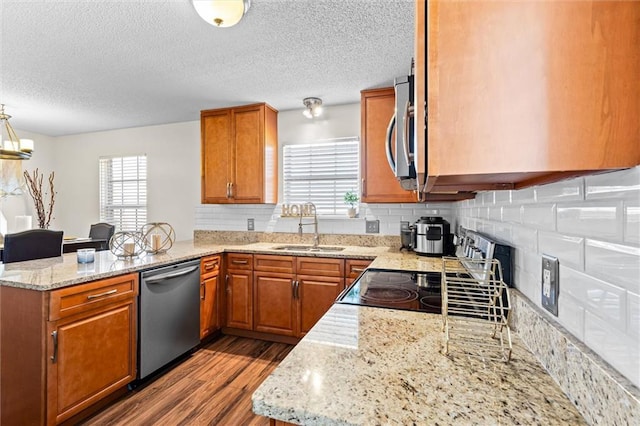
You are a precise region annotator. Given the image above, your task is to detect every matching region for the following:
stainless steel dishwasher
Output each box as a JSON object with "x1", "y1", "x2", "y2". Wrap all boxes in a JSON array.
[{"x1": 139, "y1": 259, "x2": 200, "y2": 380}]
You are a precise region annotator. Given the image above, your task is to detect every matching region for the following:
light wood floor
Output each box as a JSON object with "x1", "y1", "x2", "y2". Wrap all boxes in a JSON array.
[{"x1": 81, "y1": 335, "x2": 293, "y2": 426}]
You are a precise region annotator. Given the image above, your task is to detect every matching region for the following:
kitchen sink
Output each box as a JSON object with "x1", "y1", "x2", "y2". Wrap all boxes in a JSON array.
[{"x1": 273, "y1": 245, "x2": 345, "y2": 252}]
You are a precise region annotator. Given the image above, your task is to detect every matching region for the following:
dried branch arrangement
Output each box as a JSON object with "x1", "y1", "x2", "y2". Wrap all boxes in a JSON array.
[{"x1": 23, "y1": 168, "x2": 56, "y2": 229}]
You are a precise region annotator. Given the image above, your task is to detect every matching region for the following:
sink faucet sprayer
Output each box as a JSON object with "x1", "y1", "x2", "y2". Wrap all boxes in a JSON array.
[{"x1": 298, "y1": 202, "x2": 319, "y2": 247}]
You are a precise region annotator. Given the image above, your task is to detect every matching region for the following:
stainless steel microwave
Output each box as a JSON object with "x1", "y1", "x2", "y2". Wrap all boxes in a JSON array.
[{"x1": 385, "y1": 74, "x2": 417, "y2": 190}]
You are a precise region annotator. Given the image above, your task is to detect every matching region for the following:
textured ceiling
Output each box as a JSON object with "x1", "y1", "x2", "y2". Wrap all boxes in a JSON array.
[{"x1": 0, "y1": 0, "x2": 414, "y2": 137}]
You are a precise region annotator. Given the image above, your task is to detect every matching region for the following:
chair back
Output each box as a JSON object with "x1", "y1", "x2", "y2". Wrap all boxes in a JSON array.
[
  {"x1": 89, "y1": 223, "x2": 115, "y2": 242},
  {"x1": 3, "y1": 229, "x2": 64, "y2": 263}
]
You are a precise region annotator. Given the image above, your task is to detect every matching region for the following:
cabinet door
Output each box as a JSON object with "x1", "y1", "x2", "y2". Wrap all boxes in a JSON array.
[
  {"x1": 225, "y1": 269, "x2": 253, "y2": 330},
  {"x1": 232, "y1": 105, "x2": 264, "y2": 203},
  {"x1": 47, "y1": 299, "x2": 136, "y2": 425},
  {"x1": 253, "y1": 272, "x2": 297, "y2": 336},
  {"x1": 361, "y1": 88, "x2": 417, "y2": 203},
  {"x1": 201, "y1": 110, "x2": 233, "y2": 203},
  {"x1": 200, "y1": 274, "x2": 220, "y2": 339},
  {"x1": 298, "y1": 275, "x2": 344, "y2": 336},
  {"x1": 428, "y1": 0, "x2": 640, "y2": 185}
]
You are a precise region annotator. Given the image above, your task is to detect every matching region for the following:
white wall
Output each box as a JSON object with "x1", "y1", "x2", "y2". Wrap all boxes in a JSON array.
[
  {"x1": 0, "y1": 129, "x2": 58, "y2": 233},
  {"x1": 55, "y1": 121, "x2": 201, "y2": 241},
  {"x1": 454, "y1": 167, "x2": 640, "y2": 388}
]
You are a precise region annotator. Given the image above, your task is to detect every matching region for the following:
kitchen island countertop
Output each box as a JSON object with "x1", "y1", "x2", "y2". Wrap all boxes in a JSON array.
[{"x1": 252, "y1": 303, "x2": 586, "y2": 425}]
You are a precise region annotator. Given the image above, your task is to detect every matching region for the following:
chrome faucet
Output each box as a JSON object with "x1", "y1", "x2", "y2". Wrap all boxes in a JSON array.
[{"x1": 298, "y1": 202, "x2": 319, "y2": 247}]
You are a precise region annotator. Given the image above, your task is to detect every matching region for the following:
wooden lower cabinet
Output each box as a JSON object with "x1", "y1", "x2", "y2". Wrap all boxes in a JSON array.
[
  {"x1": 200, "y1": 255, "x2": 222, "y2": 339},
  {"x1": 254, "y1": 271, "x2": 297, "y2": 336},
  {"x1": 0, "y1": 273, "x2": 138, "y2": 425},
  {"x1": 253, "y1": 255, "x2": 344, "y2": 339},
  {"x1": 345, "y1": 258, "x2": 373, "y2": 287},
  {"x1": 298, "y1": 274, "x2": 343, "y2": 336},
  {"x1": 225, "y1": 253, "x2": 254, "y2": 330}
]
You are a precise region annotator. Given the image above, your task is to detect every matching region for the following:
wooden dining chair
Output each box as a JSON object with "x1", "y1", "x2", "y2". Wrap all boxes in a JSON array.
[{"x1": 3, "y1": 229, "x2": 64, "y2": 263}]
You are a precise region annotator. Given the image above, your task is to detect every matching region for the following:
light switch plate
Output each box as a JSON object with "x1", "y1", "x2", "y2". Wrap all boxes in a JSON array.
[
  {"x1": 247, "y1": 218, "x2": 255, "y2": 231},
  {"x1": 366, "y1": 220, "x2": 380, "y2": 233},
  {"x1": 541, "y1": 254, "x2": 559, "y2": 316}
]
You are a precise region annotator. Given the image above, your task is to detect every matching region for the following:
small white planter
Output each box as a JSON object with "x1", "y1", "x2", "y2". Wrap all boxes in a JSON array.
[{"x1": 347, "y1": 207, "x2": 357, "y2": 218}]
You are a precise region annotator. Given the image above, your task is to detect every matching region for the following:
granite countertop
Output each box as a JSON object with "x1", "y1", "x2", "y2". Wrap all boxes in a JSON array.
[
  {"x1": 252, "y1": 304, "x2": 586, "y2": 425},
  {"x1": 0, "y1": 239, "x2": 441, "y2": 291}
]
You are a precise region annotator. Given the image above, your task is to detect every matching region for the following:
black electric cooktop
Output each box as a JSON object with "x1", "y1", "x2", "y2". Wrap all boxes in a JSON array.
[{"x1": 337, "y1": 268, "x2": 442, "y2": 314}]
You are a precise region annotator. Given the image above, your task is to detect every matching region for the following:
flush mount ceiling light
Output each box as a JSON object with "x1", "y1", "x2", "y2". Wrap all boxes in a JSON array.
[
  {"x1": 0, "y1": 104, "x2": 33, "y2": 160},
  {"x1": 191, "y1": 0, "x2": 251, "y2": 28},
  {"x1": 303, "y1": 97, "x2": 323, "y2": 119}
]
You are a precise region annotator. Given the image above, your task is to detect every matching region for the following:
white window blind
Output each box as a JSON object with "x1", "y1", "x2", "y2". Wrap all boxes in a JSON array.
[
  {"x1": 99, "y1": 155, "x2": 147, "y2": 232},
  {"x1": 283, "y1": 137, "x2": 359, "y2": 215}
]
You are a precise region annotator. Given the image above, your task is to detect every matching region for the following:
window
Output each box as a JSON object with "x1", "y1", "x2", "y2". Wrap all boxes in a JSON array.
[
  {"x1": 283, "y1": 137, "x2": 359, "y2": 215},
  {"x1": 99, "y1": 155, "x2": 147, "y2": 231}
]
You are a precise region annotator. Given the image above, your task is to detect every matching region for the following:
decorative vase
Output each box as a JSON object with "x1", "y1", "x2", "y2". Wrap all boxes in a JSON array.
[{"x1": 347, "y1": 207, "x2": 357, "y2": 218}]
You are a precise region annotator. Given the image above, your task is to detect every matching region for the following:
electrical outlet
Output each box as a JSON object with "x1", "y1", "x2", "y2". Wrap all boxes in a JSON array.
[
  {"x1": 541, "y1": 254, "x2": 559, "y2": 316},
  {"x1": 247, "y1": 218, "x2": 255, "y2": 231},
  {"x1": 366, "y1": 220, "x2": 380, "y2": 234},
  {"x1": 400, "y1": 221, "x2": 410, "y2": 231}
]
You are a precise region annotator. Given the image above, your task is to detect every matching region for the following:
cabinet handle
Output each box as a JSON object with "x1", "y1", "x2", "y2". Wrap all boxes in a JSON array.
[
  {"x1": 231, "y1": 259, "x2": 248, "y2": 265},
  {"x1": 226, "y1": 182, "x2": 231, "y2": 198},
  {"x1": 201, "y1": 281, "x2": 206, "y2": 300},
  {"x1": 51, "y1": 331, "x2": 58, "y2": 363},
  {"x1": 352, "y1": 267, "x2": 365, "y2": 273},
  {"x1": 229, "y1": 182, "x2": 233, "y2": 198},
  {"x1": 361, "y1": 178, "x2": 366, "y2": 196},
  {"x1": 291, "y1": 280, "x2": 296, "y2": 298},
  {"x1": 295, "y1": 280, "x2": 300, "y2": 299},
  {"x1": 204, "y1": 261, "x2": 218, "y2": 271},
  {"x1": 87, "y1": 289, "x2": 117, "y2": 300},
  {"x1": 226, "y1": 274, "x2": 230, "y2": 293}
]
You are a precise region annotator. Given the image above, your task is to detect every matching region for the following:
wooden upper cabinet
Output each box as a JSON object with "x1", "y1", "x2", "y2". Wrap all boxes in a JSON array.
[
  {"x1": 424, "y1": 0, "x2": 640, "y2": 191},
  {"x1": 360, "y1": 88, "x2": 417, "y2": 203},
  {"x1": 201, "y1": 103, "x2": 278, "y2": 204}
]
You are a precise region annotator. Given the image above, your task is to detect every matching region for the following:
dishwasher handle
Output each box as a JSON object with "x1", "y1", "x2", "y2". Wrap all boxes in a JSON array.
[{"x1": 144, "y1": 265, "x2": 199, "y2": 284}]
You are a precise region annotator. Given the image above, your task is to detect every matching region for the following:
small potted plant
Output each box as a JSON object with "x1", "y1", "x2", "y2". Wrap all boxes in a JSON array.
[{"x1": 343, "y1": 191, "x2": 359, "y2": 218}]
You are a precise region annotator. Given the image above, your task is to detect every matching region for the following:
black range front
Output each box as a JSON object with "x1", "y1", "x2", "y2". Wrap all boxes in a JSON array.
[{"x1": 337, "y1": 268, "x2": 442, "y2": 314}]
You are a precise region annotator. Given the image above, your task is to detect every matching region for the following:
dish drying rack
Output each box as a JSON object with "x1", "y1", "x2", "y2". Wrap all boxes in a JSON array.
[{"x1": 441, "y1": 256, "x2": 512, "y2": 362}]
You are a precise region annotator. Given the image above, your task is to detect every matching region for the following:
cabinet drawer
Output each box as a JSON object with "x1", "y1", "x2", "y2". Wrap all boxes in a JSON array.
[
  {"x1": 254, "y1": 254, "x2": 295, "y2": 274},
  {"x1": 345, "y1": 259, "x2": 372, "y2": 278},
  {"x1": 296, "y1": 257, "x2": 344, "y2": 278},
  {"x1": 226, "y1": 253, "x2": 253, "y2": 270},
  {"x1": 201, "y1": 254, "x2": 222, "y2": 279},
  {"x1": 49, "y1": 273, "x2": 138, "y2": 321}
]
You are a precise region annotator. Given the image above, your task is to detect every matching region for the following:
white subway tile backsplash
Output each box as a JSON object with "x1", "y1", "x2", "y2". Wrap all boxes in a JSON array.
[
  {"x1": 557, "y1": 201, "x2": 622, "y2": 241},
  {"x1": 511, "y1": 186, "x2": 536, "y2": 204},
  {"x1": 488, "y1": 206, "x2": 502, "y2": 221},
  {"x1": 501, "y1": 205, "x2": 522, "y2": 223},
  {"x1": 628, "y1": 292, "x2": 640, "y2": 339},
  {"x1": 624, "y1": 200, "x2": 640, "y2": 245},
  {"x1": 522, "y1": 203, "x2": 556, "y2": 231},
  {"x1": 558, "y1": 294, "x2": 585, "y2": 341},
  {"x1": 492, "y1": 223, "x2": 513, "y2": 244},
  {"x1": 585, "y1": 239, "x2": 640, "y2": 293},
  {"x1": 584, "y1": 311, "x2": 640, "y2": 389},
  {"x1": 585, "y1": 167, "x2": 640, "y2": 200},
  {"x1": 560, "y1": 266, "x2": 627, "y2": 330},
  {"x1": 511, "y1": 225, "x2": 538, "y2": 252},
  {"x1": 535, "y1": 177, "x2": 584, "y2": 203},
  {"x1": 494, "y1": 190, "x2": 511, "y2": 205},
  {"x1": 538, "y1": 232, "x2": 584, "y2": 271}
]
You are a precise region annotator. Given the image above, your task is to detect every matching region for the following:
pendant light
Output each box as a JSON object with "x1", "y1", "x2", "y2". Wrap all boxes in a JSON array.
[
  {"x1": 0, "y1": 104, "x2": 33, "y2": 160},
  {"x1": 191, "y1": 0, "x2": 251, "y2": 28}
]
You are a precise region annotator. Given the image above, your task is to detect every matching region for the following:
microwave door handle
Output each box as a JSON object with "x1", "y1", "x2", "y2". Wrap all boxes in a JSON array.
[
  {"x1": 402, "y1": 100, "x2": 414, "y2": 166},
  {"x1": 385, "y1": 113, "x2": 397, "y2": 173}
]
